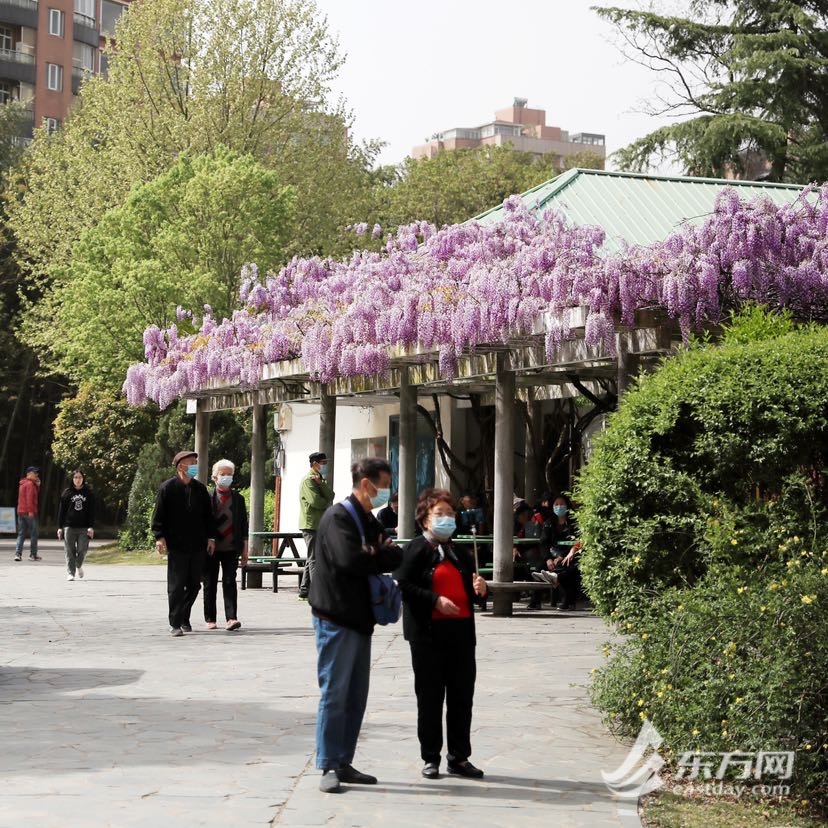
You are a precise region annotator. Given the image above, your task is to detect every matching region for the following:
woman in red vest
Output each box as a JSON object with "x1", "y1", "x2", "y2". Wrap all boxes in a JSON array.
[{"x1": 395, "y1": 488, "x2": 488, "y2": 781}]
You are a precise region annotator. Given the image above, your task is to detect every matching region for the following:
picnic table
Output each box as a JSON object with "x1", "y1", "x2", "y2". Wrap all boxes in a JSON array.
[{"x1": 242, "y1": 532, "x2": 306, "y2": 591}]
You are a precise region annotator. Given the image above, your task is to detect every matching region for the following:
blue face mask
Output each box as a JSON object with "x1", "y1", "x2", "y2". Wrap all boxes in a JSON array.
[
  {"x1": 319, "y1": 464, "x2": 329, "y2": 477},
  {"x1": 370, "y1": 487, "x2": 390, "y2": 509},
  {"x1": 431, "y1": 516, "x2": 456, "y2": 538},
  {"x1": 186, "y1": 464, "x2": 199, "y2": 478},
  {"x1": 217, "y1": 475, "x2": 233, "y2": 489},
  {"x1": 553, "y1": 504, "x2": 568, "y2": 517}
]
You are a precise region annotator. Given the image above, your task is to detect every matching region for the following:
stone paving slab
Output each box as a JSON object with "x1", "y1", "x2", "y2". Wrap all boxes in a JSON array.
[{"x1": 0, "y1": 540, "x2": 635, "y2": 827}]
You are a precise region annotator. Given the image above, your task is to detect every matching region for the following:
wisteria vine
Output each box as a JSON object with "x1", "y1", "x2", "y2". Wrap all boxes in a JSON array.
[{"x1": 123, "y1": 186, "x2": 828, "y2": 409}]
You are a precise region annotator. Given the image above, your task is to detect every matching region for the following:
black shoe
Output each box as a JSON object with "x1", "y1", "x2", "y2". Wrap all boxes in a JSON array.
[
  {"x1": 556, "y1": 602, "x2": 577, "y2": 611},
  {"x1": 336, "y1": 764, "x2": 377, "y2": 784},
  {"x1": 180, "y1": 623, "x2": 192, "y2": 633},
  {"x1": 422, "y1": 762, "x2": 439, "y2": 779},
  {"x1": 526, "y1": 601, "x2": 541, "y2": 610},
  {"x1": 14, "y1": 554, "x2": 21, "y2": 561},
  {"x1": 447, "y1": 760, "x2": 484, "y2": 779}
]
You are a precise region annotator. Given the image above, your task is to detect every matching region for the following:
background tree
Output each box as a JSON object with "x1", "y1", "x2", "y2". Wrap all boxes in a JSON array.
[
  {"x1": 371, "y1": 145, "x2": 557, "y2": 230},
  {"x1": 5, "y1": 0, "x2": 356, "y2": 291},
  {"x1": 597, "y1": 1, "x2": 828, "y2": 182},
  {"x1": 0, "y1": 106, "x2": 66, "y2": 507},
  {"x1": 37, "y1": 147, "x2": 294, "y2": 387},
  {"x1": 51, "y1": 385, "x2": 156, "y2": 521}
]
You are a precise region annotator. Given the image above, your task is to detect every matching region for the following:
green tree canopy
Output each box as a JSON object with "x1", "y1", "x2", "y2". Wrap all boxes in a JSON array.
[
  {"x1": 5, "y1": 0, "x2": 361, "y2": 287},
  {"x1": 51, "y1": 384, "x2": 156, "y2": 517},
  {"x1": 596, "y1": 1, "x2": 828, "y2": 182},
  {"x1": 41, "y1": 147, "x2": 294, "y2": 387},
  {"x1": 371, "y1": 145, "x2": 558, "y2": 230}
]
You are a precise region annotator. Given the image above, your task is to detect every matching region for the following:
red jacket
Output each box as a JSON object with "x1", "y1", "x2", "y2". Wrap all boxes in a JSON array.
[{"x1": 17, "y1": 478, "x2": 39, "y2": 516}]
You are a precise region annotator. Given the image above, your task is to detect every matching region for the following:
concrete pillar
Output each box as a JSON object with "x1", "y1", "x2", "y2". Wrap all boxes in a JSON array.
[
  {"x1": 493, "y1": 353, "x2": 515, "y2": 588},
  {"x1": 524, "y1": 396, "x2": 543, "y2": 507},
  {"x1": 398, "y1": 368, "x2": 417, "y2": 539},
  {"x1": 319, "y1": 386, "x2": 336, "y2": 487},
  {"x1": 194, "y1": 401, "x2": 210, "y2": 484},
  {"x1": 249, "y1": 398, "x2": 266, "y2": 555}
]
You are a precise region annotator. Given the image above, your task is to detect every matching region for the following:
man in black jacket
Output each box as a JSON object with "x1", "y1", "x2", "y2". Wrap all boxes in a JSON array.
[
  {"x1": 309, "y1": 457, "x2": 402, "y2": 793},
  {"x1": 152, "y1": 450, "x2": 216, "y2": 637}
]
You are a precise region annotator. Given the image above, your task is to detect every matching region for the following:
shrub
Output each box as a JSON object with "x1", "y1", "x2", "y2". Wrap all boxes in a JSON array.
[{"x1": 576, "y1": 325, "x2": 828, "y2": 622}]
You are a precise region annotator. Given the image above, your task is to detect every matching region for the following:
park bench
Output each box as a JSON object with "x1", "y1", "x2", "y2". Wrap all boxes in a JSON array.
[{"x1": 242, "y1": 531, "x2": 306, "y2": 592}]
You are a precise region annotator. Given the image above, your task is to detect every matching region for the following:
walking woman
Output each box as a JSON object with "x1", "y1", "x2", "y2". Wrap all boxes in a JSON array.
[
  {"x1": 57, "y1": 470, "x2": 95, "y2": 581},
  {"x1": 394, "y1": 488, "x2": 488, "y2": 780},
  {"x1": 204, "y1": 459, "x2": 249, "y2": 631}
]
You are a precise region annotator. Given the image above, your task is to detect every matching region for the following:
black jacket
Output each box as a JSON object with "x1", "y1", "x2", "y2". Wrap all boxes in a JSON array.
[
  {"x1": 309, "y1": 494, "x2": 403, "y2": 635},
  {"x1": 57, "y1": 486, "x2": 95, "y2": 529},
  {"x1": 210, "y1": 488, "x2": 249, "y2": 554},
  {"x1": 151, "y1": 476, "x2": 217, "y2": 554},
  {"x1": 394, "y1": 534, "x2": 480, "y2": 645}
]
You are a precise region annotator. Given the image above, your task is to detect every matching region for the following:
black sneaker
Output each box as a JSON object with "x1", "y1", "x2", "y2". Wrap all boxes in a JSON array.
[
  {"x1": 14, "y1": 554, "x2": 21, "y2": 561},
  {"x1": 336, "y1": 764, "x2": 377, "y2": 784},
  {"x1": 447, "y1": 760, "x2": 484, "y2": 779},
  {"x1": 180, "y1": 623, "x2": 192, "y2": 633}
]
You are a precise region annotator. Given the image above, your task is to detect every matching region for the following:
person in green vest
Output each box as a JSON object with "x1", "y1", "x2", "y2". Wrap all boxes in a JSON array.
[{"x1": 298, "y1": 451, "x2": 335, "y2": 600}]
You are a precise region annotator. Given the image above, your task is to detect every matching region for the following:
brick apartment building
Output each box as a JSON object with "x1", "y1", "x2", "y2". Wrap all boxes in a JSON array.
[
  {"x1": 0, "y1": 0, "x2": 129, "y2": 138},
  {"x1": 412, "y1": 98, "x2": 606, "y2": 169}
]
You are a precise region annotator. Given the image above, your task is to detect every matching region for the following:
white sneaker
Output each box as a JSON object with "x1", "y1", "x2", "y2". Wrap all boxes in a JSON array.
[
  {"x1": 77, "y1": 566, "x2": 84, "y2": 579},
  {"x1": 67, "y1": 573, "x2": 75, "y2": 581},
  {"x1": 539, "y1": 571, "x2": 558, "y2": 585}
]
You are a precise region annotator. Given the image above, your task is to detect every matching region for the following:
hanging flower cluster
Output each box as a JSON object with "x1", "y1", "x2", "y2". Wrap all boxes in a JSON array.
[{"x1": 123, "y1": 186, "x2": 828, "y2": 408}]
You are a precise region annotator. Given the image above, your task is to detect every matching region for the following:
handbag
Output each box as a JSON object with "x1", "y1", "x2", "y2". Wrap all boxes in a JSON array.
[{"x1": 341, "y1": 499, "x2": 402, "y2": 625}]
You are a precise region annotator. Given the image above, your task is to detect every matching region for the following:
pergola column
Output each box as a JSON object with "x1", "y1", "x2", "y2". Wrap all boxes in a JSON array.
[
  {"x1": 493, "y1": 352, "x2": 515, "y2": 615},
  {"x1": 398, "y1": 368, "x2": 417, "y2": 539},
  {"x1": 194, "y1": 400, "x2": 210, "y2": 485},
  {"x1": 616, "y1": 331, "x2": 640, "y2": 398},
  {"x1": 249, "y1": 397, "x2": 266, "y2": 555},
  {"x1": 524, "y1": 394, "x2": 543, "y2": 507},
  {"x1": 319, "y1": 386, "x2": 336, "y2": 485}
]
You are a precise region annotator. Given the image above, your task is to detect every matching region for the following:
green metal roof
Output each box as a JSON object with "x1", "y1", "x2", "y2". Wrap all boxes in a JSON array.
[{"x1": 473, "y1": 168, "x2": 807, "y2": 253}]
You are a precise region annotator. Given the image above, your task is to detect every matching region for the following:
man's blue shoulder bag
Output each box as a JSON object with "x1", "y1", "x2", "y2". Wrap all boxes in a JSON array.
[{"x1": 341, "y1": 499, "x2": 402, "y2": 625}]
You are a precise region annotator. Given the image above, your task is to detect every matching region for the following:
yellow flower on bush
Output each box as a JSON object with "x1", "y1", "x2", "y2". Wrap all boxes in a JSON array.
[
  {"x1": 801, "y1": 594, "x2": 816, "y2": 604},
  {"x1": 736, "y1": 586, "x2": 747, "y2": 594},
  {"x1": 730, "y1": 538, "x2": 738, "y2": 546}
]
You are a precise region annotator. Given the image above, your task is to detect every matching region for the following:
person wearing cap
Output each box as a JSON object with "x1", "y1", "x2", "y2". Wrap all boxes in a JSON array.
[
  {"x1": 15, "y1": 466, "x2": 41, "y2": 562},
  {"x1": 151, "y1": 450, "x2": 217, "y2": 637},
  {"x1": 297, "y1": 451, "x2": 335, "y2": 600}
]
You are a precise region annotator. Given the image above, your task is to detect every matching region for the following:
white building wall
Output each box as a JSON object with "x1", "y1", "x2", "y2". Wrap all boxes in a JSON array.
[{"x1": 276, "y1": 400, "x2": 400, "y2": 530}]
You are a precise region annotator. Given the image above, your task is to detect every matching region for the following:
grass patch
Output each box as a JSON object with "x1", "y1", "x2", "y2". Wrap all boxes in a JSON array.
[
  {"x1": 86, "y1": 543, "x2": 164, "y2": 565},
  {"x1": 642, "y1": 790, "x2": 820, "y2": 827}
]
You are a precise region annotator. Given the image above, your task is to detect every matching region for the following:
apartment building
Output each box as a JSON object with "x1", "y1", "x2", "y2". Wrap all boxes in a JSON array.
[
  {"x1": 0, "y1": 0, "x2": 129, "y2": 138},
  {"x1": 412, "y1": 98, "x2": 606, "y2": 169}
]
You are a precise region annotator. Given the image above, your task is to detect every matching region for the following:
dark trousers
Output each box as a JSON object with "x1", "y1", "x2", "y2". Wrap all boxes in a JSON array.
[
  {"x1": 409, "y1": 620, "x2": 477, "y2": 765},
  {"x1": 202, "y1": 550, "x2": 239, "y2": 622},
  {"x1": 167, "y1": 549, "x2": 204, "y2": 629},
  {"x1": 298, "y1": 530, "x2": 316, "y2": 597},
  {"x1": 556, "y1": 563, "x2": 582, "y2": 607}
]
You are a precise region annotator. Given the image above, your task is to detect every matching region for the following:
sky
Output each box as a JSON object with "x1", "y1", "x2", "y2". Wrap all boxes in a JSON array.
[{"x1": 314, "y1": 0, "x2": 668, "y2": 170}]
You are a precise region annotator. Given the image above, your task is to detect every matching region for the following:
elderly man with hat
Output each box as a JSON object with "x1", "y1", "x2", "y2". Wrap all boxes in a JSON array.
[
  {"x1": 15, "y1": 466, "x2": 41, "y2": 562},
  {"x1": 151, "y1": 450, "x2": 217, "y2": 636},
  {"x1": 297, "y1": 451, "x2": 335, "y2": 600}
]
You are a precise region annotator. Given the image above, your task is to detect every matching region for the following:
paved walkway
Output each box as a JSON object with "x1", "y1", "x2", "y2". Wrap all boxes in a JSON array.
[{"x1": 1, "y1": 539, "x2": 634, "y2": 828}]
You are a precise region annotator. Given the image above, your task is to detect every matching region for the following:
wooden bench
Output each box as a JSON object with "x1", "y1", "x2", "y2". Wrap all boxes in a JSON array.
[{"x1": 241, "y1": 557, "x2": 307, "y2": 592}]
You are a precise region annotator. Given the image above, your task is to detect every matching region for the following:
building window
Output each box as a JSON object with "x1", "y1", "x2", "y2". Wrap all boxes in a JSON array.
[
  {"x1": 101, "y1": 0, "x2": 126, "y2": 35},
  {"x1": 74, "y1": 42, "x2": 96, "y2": 71},
  {"x1": 350, "y1": 437, "x2": 388, "y2": 467},
  {"x1": 74, "y1": 0, "x2": 96, "y2": 22},
  {"x1": 0, "y1": 26, "x2": 13, "y2": 52},
  {"x1": 46, "y1": 63, "x2": 63, "y2": 91},
  {"x1": 49, "y1": 9, "x2": 65, "y2": 36},
  {"x1": 43, "y1": 117, "x2": 60, "y2": 133},
  {"x1": 0, "y1": 80, "x2": 16, "y2": 104}
]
